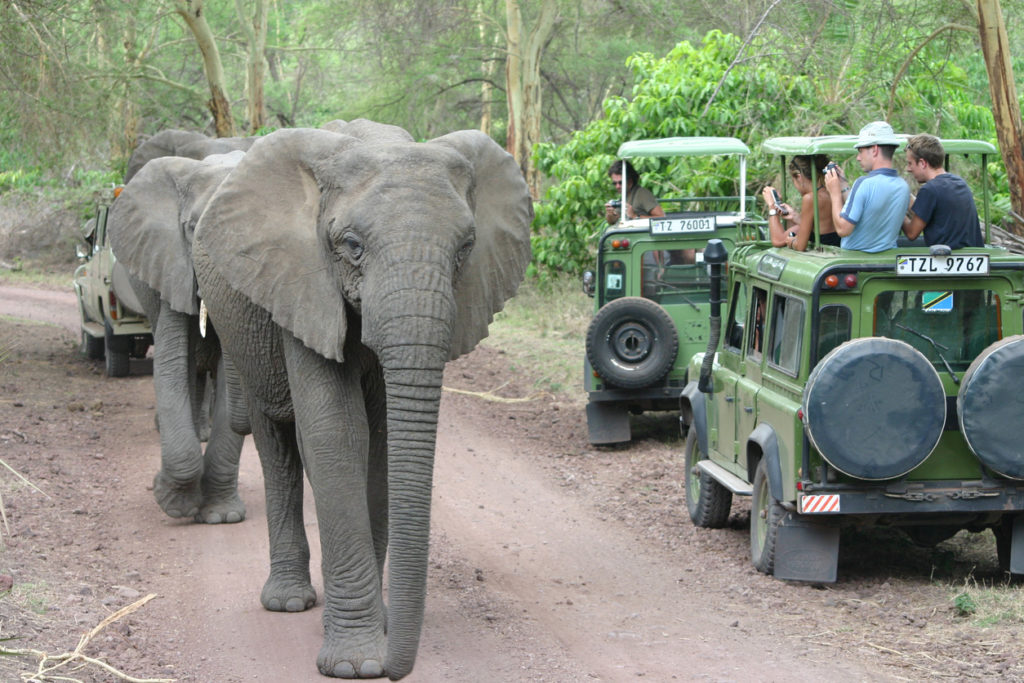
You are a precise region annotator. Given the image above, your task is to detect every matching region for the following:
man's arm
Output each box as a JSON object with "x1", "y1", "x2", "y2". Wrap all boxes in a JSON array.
[
  {"x1": 903, "y1": 212, "x2": 926, "y2": 240},
  {"x1": 825, "y1": 168, "x2": 855, "y2": 237}
]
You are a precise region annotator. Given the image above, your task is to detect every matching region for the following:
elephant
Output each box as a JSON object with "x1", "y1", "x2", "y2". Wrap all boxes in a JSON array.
[
  {"x1": 108, "y1": 151, "x2": 248, "y2": 524},
  {"x1": 191, "y1": 119, "x2": 532, "y2": 679},
  {"x1": 124, "y1": 129, "x2": 256, "y2": 182}
]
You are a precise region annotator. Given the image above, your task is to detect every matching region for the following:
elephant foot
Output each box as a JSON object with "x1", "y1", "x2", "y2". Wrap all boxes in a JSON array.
[
  {"x1": 317, "y1": 629, "x2": 387, "y2": 679},
  {"x1": 195, "y1": 492, "x2": 246, "y2": 524},
  {"x1": 152, "y1": 470, "x2": 202, "y2": 520},
  {"x1": 260, "y1": 574, "x2": 316, "y2": 612}
]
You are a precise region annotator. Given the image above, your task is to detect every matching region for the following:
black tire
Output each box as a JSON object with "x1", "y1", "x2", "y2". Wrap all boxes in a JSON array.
[
  {"x1": 958, "y1": 336, "x2": 1024, "y2": 479},
  {"x1": 81, "y1": 330, "x2": 104, "y2": 360},
  {"x1": 751, "y1": 458, "x2": 783, "y2": 575},
  {"x1": 104, "y1": 322, "x2": 130, "y2": 377},
  {"x1": 683, "y1": 429, "x2": 732, "y2": 528},
  {"x1": 803, "y1": 338, "x2": 945, "y2": 480},
  {"x1": 585, "y1": 297, "x2": 678, "y2": 389}
]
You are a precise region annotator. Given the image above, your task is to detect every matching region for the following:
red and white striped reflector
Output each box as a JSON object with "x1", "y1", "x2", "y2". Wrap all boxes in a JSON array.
[{"x1": 799, "y1": 494, "x2": 840, "y2": 513}]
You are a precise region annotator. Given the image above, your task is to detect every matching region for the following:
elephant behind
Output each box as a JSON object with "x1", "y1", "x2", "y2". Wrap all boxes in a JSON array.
[
  {"x1": 108, "y1": 152, "x2": 248, "y2": 524},
  {"x1": 192, "y1": 120, "x2": 532, "y2": 679},
  {"x1": 124, "y1": 129, "x2": 256, "y2": 182}
]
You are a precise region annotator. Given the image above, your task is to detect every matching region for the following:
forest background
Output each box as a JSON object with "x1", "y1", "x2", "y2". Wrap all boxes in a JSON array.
[{"x1": 3, "y1": 0, "x2": 1024, "y2": 278}]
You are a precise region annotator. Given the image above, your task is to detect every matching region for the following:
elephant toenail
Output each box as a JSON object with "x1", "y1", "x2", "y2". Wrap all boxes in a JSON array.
[
  {"x1": 332, "y1": 662, "x2": 356, "y2": 677},
  {"x1": 360, "y1": 660, "x2": 384, "y2": 677}
]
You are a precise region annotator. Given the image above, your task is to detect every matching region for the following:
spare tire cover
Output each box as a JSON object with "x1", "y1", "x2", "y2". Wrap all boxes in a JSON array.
[
  {"x1": 586, "y1": 296, "x2": 679, "y2": 390},
  {"x1": 802, "y1": 338, "x2": 946, "y2": 480},
  {"x1": 958, "y1": 335, "x2": 1024, "y2": 479}
]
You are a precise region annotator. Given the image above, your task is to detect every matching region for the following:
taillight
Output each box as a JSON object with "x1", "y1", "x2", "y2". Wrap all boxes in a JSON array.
[{"x1": 108, "y1": 290, "x2": 119, "y2": 320}]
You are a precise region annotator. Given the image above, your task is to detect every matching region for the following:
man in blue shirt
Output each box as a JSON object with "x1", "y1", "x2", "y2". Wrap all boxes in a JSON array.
[
  {"x1": 824, "y1": 121, "x2": 910, "y2": 252},
  {"x1": 902, "y1": 134, "x2": 984, "y2": 248}
]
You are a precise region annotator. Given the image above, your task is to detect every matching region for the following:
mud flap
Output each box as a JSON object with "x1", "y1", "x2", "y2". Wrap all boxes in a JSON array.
[
  {"x1": 773, "y1": 512, "x2": 839, "y2": 583},
  {"x1": 586, "y1": 401, "x2": 631, "y2": 445},
  {"x1": 1011, "y1": 516, "x2": 1024, "y2": 575}
]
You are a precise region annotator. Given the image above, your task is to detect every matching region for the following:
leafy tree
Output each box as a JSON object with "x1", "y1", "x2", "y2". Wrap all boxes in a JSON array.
[{"x1": 532, "y1": 30, "x2": 818, "y2": 277}]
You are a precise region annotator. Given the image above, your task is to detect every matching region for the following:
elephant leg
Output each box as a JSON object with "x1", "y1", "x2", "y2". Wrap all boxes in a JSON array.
[
  {"x1": 250, "y1": 408, "x2": 316, "y2": 613},
  {"x1": 283, "y1": 335, "x2": 386, "y2": 679},
  {"x1": 151, "y1": 303, "x2": 204, "y2": 519},
  {"x1": 196, "y1": 356, "x2": 246, "y2": 524}
]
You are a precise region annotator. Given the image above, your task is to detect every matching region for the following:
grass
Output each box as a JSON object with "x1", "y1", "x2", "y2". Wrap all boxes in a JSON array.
[
  {"x1": 950, "y1": 575, "x2": 1024, "y2": 626},
  {"x1": 485, "y1": 274, "x2": 592, "y2": 401},
  {"x1": 0, "y1": 266, "x2": 74, "y2": 289}
]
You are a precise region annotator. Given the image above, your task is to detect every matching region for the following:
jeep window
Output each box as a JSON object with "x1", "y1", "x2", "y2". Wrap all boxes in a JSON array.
[
  {"x1": 874, "y1": 289, "x2": 1000, "y2": 371},
  {"x1": 724, "y1": 281, "x2": 748, "y2": 352},
  {"x1": 748, "y1": 286, "x2": 768, "y2": 358},
  {"x1": 640, "y1": 249, "x2": 707, "y2": 306},
  {"x1": 601, "y1": 259, "x2": 626, "y2": 304},
  {"x1": 816, "y1": 304, "x2": 851, "y2": 362},
  {"x1": 767, "y1": 293, "x2": 804, "y2": 374}
]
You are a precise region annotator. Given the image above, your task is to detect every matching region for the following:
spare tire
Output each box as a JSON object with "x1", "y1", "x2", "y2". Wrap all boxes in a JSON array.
[
  {"x1": 802, "y1": 338, "x2": 946, "y2": 480},
  {"x1": 586, "y1": 297, "x2": 678, "y2": 389},
  {"x1": 958, "y1": 335, "x2": 1024, "y2": 479}
]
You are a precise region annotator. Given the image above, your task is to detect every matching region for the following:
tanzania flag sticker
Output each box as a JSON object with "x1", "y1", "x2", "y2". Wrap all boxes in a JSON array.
[{"x1": 922, "y1": 291, "x2": 953, "y2": 313}]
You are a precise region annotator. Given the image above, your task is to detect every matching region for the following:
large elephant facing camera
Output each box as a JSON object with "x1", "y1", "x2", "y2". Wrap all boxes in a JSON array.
[
  {"x1": 109, "y1": 152, "x2": 247, "y2": 524},
  {"x1": 192, "y1": 120, "x2": 532, "y2": 679}
]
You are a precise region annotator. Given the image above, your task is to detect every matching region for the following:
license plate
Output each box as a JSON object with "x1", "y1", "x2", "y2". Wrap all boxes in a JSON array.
[
  {"x1": 650, "y1": 216, "x2": 715, "y2": 234},
  {"x1": 896, "y1": 254, "x2": 989, "y2": 276}
]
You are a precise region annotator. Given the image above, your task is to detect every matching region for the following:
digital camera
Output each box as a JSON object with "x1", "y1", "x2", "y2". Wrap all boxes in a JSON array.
[{"x1": 608, "y1": 199, "x2": 622, "y2": 209}]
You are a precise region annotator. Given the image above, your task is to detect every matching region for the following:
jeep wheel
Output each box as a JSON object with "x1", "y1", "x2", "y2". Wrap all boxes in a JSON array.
[
  {"x1": 104, "y1": 322, "x2": 131, "y2": 377},
  {"x1": 683, "y1": 429, "x2": 731, "y2": 528},
  {"x1": 751, "y1": 458, "x2": 783, "y2": 575},
  {"x1": 586, "y1": 297, "x2": 678, "y2": 389},
  {"x1": 803, "y1": 338, "x2": 945, "y2": 480},
  {"x1": 958, "y1": 336, "x2": 1024, "y2": 479},
  {"x1": 81, "y1": 330, "x2": 104, "y2": 360}
]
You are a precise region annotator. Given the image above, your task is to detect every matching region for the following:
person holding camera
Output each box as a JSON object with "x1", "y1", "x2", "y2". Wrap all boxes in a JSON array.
[
  {"x1": 902, "y1": 134, "x2": 983, "y2": 249},
  {"x1": 824, "y1": 120, "x2": 910, "y2": 252},
  {"x1": 762, "y1": 154, "x2": 842, "y2": 251},
  {"x1": 604, "y1": 159, "x2": 665, "y2": 224}
]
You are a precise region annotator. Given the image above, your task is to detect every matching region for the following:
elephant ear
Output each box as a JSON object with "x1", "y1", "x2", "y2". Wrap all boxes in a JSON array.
[
  {"x1": 430, "y1": 130, "x2": 533, "y2": 360},
  {"x1": 125, "y1": 129, "x2": 208, "y2": 182},
  {"x1": 109, "y1": 156, "x2": 212, "y2": 315},
  {"x1": 178, "y1": 135, "x2": 257, "y2": 160},
  {"x1": 324, "y1": 118, "x2": 414, "y2": 144},
  {"x1": 195, "y1": 128, "x2": 359, "y2": 362}
]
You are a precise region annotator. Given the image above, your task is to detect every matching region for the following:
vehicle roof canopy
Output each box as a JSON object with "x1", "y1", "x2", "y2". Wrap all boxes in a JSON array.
[
  {"x1": 617, "y1": 137, "x2": 750, "y2": 158},
  {"x1": 762, "y1": 135, "x2": 997, "y2": 156}
]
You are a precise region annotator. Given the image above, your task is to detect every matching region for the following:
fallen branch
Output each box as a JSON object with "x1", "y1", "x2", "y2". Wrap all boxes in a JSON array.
[
  {"x1": 442, "y1": 383, "x2": 549, "y2": 403},
  {"x1": 7, "y1": 593, "x2": 174, "y2": 683}
]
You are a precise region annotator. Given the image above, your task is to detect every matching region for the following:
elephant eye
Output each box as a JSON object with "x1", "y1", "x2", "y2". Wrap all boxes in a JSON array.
[
  {"x1": 339, "y1": 232, "x2": 364, "y2": 263},
  {"x1": 454, "y1": 234, "x2": 475, "y2": 273}
]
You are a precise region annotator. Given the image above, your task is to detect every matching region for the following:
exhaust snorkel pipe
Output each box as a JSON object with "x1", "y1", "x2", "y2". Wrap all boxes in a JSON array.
[{"x1": 698, "y1": 239, "x2": 728, "y2": 394}]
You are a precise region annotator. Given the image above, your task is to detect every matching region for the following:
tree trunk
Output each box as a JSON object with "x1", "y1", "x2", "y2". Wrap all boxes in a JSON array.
[
  {"x1": 174, "y1": 0, "x2": 236, "y2": 137},
  {"x1": 504, "y1": 0, "x2": 558, "y2": 198},
  {"x1": 977, "y1": 0, "x2": 1024, "y2": 233},
  {"x1": 234, "y1": 0, "x2": 268, "y2": 133}
]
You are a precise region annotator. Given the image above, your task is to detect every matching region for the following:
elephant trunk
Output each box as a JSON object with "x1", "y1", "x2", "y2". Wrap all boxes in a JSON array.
[
  {"x1": 382, "y1": 363, "x2": 443, "y2": 680},
  {"x1": 371, "y1": 277, "x2": 454, "y2": 680}
]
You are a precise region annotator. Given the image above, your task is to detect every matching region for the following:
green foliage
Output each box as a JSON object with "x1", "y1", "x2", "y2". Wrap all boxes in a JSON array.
[
  {"x1": 954, "y1": 590, "x2": 978, "y2": 616},
  {"x1": 533, "y1": 30, "x2": 818, "y2": 277}
]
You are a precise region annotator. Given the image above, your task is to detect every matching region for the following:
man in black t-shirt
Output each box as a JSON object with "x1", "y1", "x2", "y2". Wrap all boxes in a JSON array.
[{"x1": 902, "y1": 134, "x2": 984, "y2": 248}]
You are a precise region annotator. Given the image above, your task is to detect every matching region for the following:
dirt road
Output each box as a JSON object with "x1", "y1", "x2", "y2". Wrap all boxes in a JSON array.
[{"x1": 1, "y1": 284, "x2": 1020, "y2": 682}]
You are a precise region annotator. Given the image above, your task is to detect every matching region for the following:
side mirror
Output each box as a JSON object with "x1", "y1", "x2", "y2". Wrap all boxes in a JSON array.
[
  {"x1": 581, "y1": 270, "x2": 595, "y2": 298},
  {"x1": 76, "y1": 242, "x2": 90, "y2": 260}
]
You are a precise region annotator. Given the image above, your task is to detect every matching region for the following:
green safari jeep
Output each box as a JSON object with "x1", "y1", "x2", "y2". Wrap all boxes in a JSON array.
[
  {"x1": 583, "y1": 137, "x2": 757, "y2": 445},
  {"x1": 681, "y1": 135, "x2": 1024, "y2": 582}
]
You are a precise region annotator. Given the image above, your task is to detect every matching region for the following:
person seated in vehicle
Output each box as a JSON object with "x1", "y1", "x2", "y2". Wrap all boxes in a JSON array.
[
  {"x1": 762, "y1": 154, "x2": 843, "y2": 250},
  {"x1": 824, "y1": 121, "x2": 910, "y2": 252},
  {"x1": 901, "y1": 134, "x2": 984, "y2": 249},
  {"x1": 603, "y1": 159, "x2": 666, "y2": 224}
]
